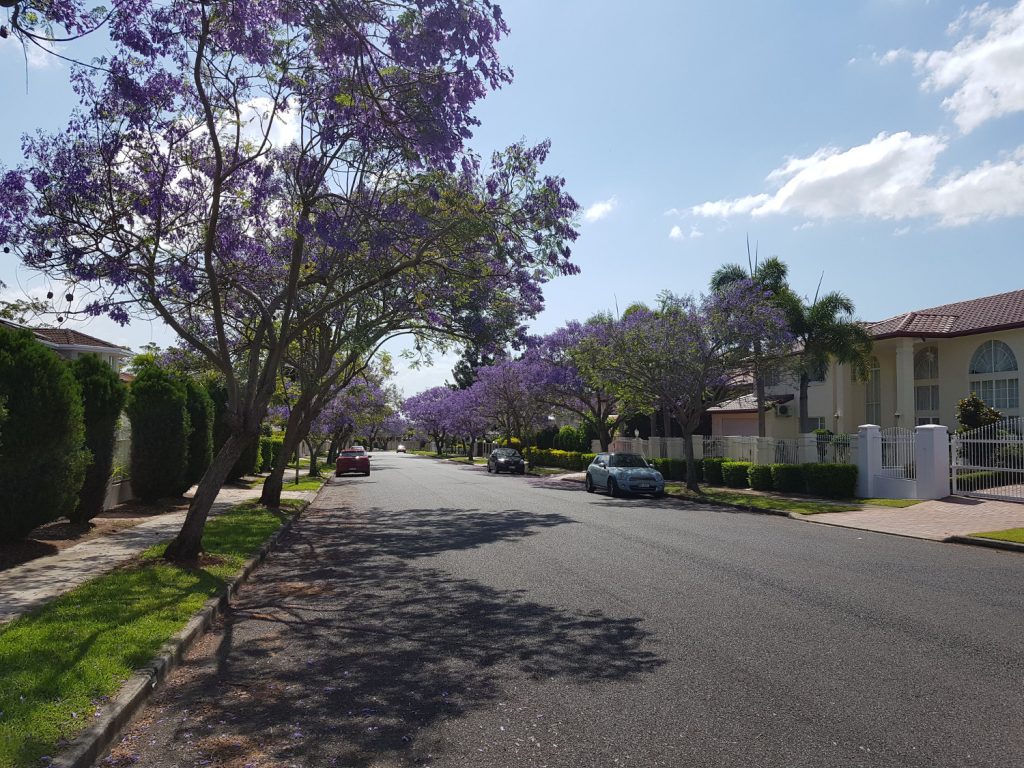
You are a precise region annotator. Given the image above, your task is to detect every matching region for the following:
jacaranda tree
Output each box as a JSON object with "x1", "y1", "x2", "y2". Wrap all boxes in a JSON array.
[
  {"x1": 0, "y1": 0, "x2": 578, "y2": 560},
  {"x1": 593, "y1": 282, "x2": 792, "y2": 491}
]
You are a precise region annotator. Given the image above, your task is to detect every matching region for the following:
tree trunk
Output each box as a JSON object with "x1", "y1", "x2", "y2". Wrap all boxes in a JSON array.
[
  {"x1": 682, "y1": 429, "x2": 699, "y2": 493},
  {"x1": 164, "y1": 431, "x2": 250, "y2": 561},
  {"x1": 798, "y1": 372, "x2": 810, "y2": 435},
  {"x1": 753, "y1": 340, "x2": 766, "y2": 438},
  {"x1": 662, "y1": 407, "x2": 672, "y2": 439},
  {"x1": 261, "y1": 413, "x2": 307, "y2": 508}
]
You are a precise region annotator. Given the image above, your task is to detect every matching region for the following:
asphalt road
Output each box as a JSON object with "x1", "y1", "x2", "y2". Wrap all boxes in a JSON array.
[{"x1": 105, "y1": 452, "x2": 1024, "y2": 768}]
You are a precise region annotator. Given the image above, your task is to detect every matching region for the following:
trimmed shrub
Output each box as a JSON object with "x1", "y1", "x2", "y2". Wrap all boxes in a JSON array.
[
  {"x1": 127, "y1": 364, "x2": 190, "y2": 501},
  {"x1": 722, "y1": 461, "x2": 752, "y2": 488},
  {"x1": 771, "y1": 463, "x2": 805, "y2": 493},
  {"x1": 649, "y1": 458, "x2": 703, "y2": 483},
  {"x1": 259, "y1": 436, "x2": 274, "y2": 472},
  {"x1": 748, "y1": 464, "x2": 773, "y2": 491},
  {"x1": 230, "y1": 436, "x2": 260, "y2": 480},
  {"x1": 70, "y1": 354, "x2": 128, "y2": 523},
  {"x1": 802, "y1": 463, "x2": 858, "y2": 499},
  {"x1": 523, "y1": 447, "x2": 596, "y2": 471},
  {"x1": 554, "y1": 425, "x2": 588, "y2": 453},
  {"x1": 703, "y1": 457, "x2": 726, "y2": 485},
  {"x1": 0, "y1": 326, "x2": 89, "y2": 539},
  {"x1": 184, "y1": 380, "x2": 214, "y2": 488},
  {"x1": 534, "y1": 426, "x2": 557, "y2": 450}
]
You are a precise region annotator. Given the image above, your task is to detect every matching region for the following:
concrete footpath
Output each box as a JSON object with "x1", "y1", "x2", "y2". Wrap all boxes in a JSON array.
[
  {"x1": 804, "y1": 495, "x2": 1024, "y2": 541},
  {"x1": 546, "y1": 471, "x2": 1024, "y2": 544},
  {"x1": 0, "y1": 486, "x2": 316, "y2": 626}
]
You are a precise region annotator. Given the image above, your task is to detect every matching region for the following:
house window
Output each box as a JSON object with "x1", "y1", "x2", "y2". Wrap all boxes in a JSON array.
[
  {"x1": 914, "y1": 346, "x2": 940, "y2": 424},
  {"x1": 865, "y1": 357, "x2": 881, "y2": 425},
  {"x1": 969, "y1": 340, "x2": 1019, "y2": 411},
  {"x1": 809, "y1": 417, "x2": 826, "y2": 431}
]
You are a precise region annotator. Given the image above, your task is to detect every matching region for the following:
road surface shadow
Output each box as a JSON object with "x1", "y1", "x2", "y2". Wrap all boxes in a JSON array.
[{"x1": 104, "y1": 502, "x2": 663, "y2": 768}]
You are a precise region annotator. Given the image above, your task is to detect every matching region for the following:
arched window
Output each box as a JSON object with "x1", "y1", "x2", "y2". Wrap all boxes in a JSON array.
[
  {"x1": 914, "y1": 346, "x2": 940, "y2": 425},
  {"x1": 865, "y1": 357, "x2": 881, "y2": 425},
  {"x1": 969, "y1": 340, "x2": 1019, "y2": 411}
]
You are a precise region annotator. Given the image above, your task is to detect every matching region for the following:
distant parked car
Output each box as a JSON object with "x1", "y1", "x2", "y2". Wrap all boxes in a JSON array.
[
  {"x1": 396, "y1": 444, "x2": 407, "y2": 453},
  {"x1": 585, "y1": 452, "x2": 664, "y2": 497},
  {"x1": 336, "y1": 447, "x2": 371, "y2": 477},
  {"x1": 487, "y1": 447, "x2": 526, "y2": 475}
]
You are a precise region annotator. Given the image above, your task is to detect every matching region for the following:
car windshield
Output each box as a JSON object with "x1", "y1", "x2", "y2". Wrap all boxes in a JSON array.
[
  {"x1": 495, "y1": 448, "x2": 521, "y2": 458},
  {"x1": 341, "y1": 450, "x2": 366, "y2": 457},
  {"x1": 610, "y1": 454, "x2": 648, "y2": 468}
]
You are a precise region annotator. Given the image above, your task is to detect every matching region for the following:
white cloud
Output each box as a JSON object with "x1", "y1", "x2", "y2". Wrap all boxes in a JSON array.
[
  {"x1": 893, "y1": 226, "x2": 911, "y2": 236},
  {"x1": 668, "y1": 224, "x2": 703, "y2": 241},
  {"x1": 237, "y1": 97, "x2": 300, "y2": 148},
  {"x1": 893, "y1": 0, "x2": 1024, "y2": 132},
  {"x1": 793, "y1": 221, "x2": 816, "y2": 231},
  {"x1": 690, "y1": 131, "x2": 1024, "y2": 226},
  {"x1": 0, "y1": 37, "x2": 63, "y2": 70},
  {"x1": 583, "y1": 196, "x2": 618, "y2": 223}
]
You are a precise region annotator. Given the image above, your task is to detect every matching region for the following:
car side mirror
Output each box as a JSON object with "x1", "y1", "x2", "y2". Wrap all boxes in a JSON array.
[{"x1": 598, "y1": 461, "x2": 606, "y2": 468}]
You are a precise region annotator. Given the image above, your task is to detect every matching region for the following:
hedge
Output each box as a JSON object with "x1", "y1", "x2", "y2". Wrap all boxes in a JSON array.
[
  {"x1": 801, "y1": 463, "x2": 858, "y2": 499},
  {"x1": 770, "y1": 463, "x2": 805, "y2": 493},
  {"x1": 0, "y1": 326, "x2": 89, "y2": 539},
  {"x1": 703, "y1": 457, "x2": 726, "y2": 485},
  {"x1": 649, "y1": 457, "x2": 703, "y2": 483},
  {"x1": 722, "y1": 461, "x2": 752, "y2": 488},
  {"x1": 523, "y1": 447, "x2": 596, "y2": 471},
  {"x1": 259, "y1": 435, "x2": 285, "y2": 472},
  {"x1": 127, "y1": 364, "x2": 190, "y2": 501},
  {"x1": 69, "y1": 354, "x2": 128, "y2": 523},
  {"x1": 184, "y1": 380, "x2": 214, "y2": 488},
  {"x1": 748, "y1": 464, "x2": 773, "y2": 491}
]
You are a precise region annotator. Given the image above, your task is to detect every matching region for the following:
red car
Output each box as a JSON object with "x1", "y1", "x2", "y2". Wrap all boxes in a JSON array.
[{"x1": 336, "y1": 447, "x2": 371, "y2": 477}]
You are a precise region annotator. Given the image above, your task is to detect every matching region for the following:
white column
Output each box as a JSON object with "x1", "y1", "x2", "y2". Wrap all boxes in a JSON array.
[
  {"x1": 856, "y1": 424, "x2": 882, "y2": 498},
  {"x1": 895, "y1": 339, "x2": 916, "y2": 429},
  {"x1": 914, "y1": 424, "x2": 950, "y2": 500}
]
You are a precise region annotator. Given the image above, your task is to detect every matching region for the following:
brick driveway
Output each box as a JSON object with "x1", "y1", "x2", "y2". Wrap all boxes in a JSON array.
[{"x1": 805, "y1": 495, "x2": 1024, "y2": 541}]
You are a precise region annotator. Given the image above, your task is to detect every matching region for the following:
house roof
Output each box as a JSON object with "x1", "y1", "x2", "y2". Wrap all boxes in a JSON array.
[
  {"x1": 1, "y1": 320, "x2": 132, "y2": 355},
  {"x1": 708, "y1": 393, "x2": 793, "y2": 414},
  {"x1": 868, "y1": 289, "x2": 1024, "y2": 340}
]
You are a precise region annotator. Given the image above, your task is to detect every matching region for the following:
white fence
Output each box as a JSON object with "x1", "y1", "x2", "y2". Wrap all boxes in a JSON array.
[
  {"x1": 599, "y1": 434, "x2": 856, "y2": 466},
  {"x1": 951, "y1": 417, "x2": 1024, "y2": 502}
]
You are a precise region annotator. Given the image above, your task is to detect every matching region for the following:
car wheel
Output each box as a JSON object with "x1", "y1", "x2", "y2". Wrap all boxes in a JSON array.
[
  {"x1": 517, "y1": 467, "x2": 525, "y2": 475},
  {"x1": 364, "y1": 471, "x2": 371, "y2": 476},
  {"x1": 608, "y1": 478, "x2": 619, "y2": 498},
  {"x1": 585, "y1": 474, "x2": 595, "y2": 493},
  {"x1": 486, "y1": 463, "x2": 492, "y2": 473}
]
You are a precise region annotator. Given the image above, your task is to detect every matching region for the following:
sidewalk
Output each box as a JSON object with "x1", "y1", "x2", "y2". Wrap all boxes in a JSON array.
[
  {"x1": 545, "y1": 470, "x2": 1024, "y2": 546},
  {"x1": 802, "y1": 495, "x2": 1024, "y2": 541},
  {"x1": 0, "y1": 485, "x2": 316, "y2": 626}
]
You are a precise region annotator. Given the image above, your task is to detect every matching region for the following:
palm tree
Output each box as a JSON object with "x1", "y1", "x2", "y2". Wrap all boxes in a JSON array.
[
  {"x1": 709, "y1": 241, "x2": 792, "y2": 437},
  {"x1": 786, "y1": 290, "x2": 873, "y2": 434}
]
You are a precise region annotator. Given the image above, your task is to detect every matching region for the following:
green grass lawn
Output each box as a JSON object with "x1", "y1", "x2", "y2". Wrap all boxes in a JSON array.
[
  {"x1": 0, "y1": 500, "x2": 302, "y2": 768},
  {"x1": 969, "y1": 528, "x2": 1024, "y2": 544},
  {"x1": 446, "y1": 456, "x2": 487, "y2": 465},
  {"x1": 281, "y1": 475, "x2": 327, "y2": 491},
  {"x1": 665, "y1": 484, "x2": 861, "y2": 515},
  {"x1": 528, "y1": 466, "x2": 574, "y2": 476}
]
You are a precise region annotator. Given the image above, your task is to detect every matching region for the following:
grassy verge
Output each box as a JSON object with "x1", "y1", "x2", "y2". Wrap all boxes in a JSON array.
[
  {"x1": 446, "y1": 457, "x2": 486, "y2": 465},
  {"x1": 665, "y1": 484, "x2": 861, "y2": 515},
  {"x1": 969, "y1": 528, "x2": 1024, "y2": 544},
  {"x1": 0, "y1": 500, "x2": 302, "y2": 768},
  {"x1": 528, "y1": 466, "x2": 575, "y2": 476}
]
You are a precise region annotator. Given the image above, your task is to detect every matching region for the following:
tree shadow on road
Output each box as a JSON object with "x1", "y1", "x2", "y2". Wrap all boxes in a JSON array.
[{"x1": 106, "y1": 503, "x2": 664, "y2": 768}]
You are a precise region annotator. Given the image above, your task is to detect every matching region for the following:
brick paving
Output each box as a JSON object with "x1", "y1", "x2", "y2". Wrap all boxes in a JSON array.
[
  {"x1": 0, "y1": 486, "x2": 316, "y2": 625},
  {"x1": 803, "y1": 495, "x2": 1024, "y2": 541}
]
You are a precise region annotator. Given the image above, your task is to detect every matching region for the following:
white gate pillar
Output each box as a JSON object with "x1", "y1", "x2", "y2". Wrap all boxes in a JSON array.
[
  {"x1": 914, "y1": 424, "x2": 950, "y2": 500},
  {"x1": 857, "y1": 425, "x2": 882, "y2": 498}
]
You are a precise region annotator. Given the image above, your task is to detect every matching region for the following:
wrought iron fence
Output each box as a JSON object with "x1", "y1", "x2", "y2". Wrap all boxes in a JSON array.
[
  {"x1": 952, "y1": 417, "x2": 1024, "y2": 501},
  {"x1": 879, "y1": 427, "x2": 916, "y2": 479}
]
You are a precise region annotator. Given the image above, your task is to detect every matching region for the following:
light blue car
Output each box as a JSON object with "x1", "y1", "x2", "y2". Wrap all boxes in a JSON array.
[{"x1": 585, "y1": 452, "x2": 665, "y2": 497}]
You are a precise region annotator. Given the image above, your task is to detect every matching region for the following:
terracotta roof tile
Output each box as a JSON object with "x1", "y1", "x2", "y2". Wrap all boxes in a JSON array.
[
  {"x1": 30, "y1": 327, "x2": 132, "y2": 353},
  {"x1": 867, "y1": 289, "x2": 1024, "y2": 339}
]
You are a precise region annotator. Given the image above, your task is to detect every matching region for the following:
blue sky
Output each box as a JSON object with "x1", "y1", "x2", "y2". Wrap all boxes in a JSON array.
[{"x1": 3, "y1": 0, "x2": 1024, "y2": 394}]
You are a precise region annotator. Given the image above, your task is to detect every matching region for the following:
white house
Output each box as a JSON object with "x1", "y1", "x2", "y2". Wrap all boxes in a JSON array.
[{"x1": 709, "y1": 288, "x2": 1024, "y2": 437}]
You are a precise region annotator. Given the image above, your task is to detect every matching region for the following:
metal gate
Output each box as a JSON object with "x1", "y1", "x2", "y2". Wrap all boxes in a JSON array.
[{"x1": 951, "y1": 417, "x2": 1024, "y2": 502}]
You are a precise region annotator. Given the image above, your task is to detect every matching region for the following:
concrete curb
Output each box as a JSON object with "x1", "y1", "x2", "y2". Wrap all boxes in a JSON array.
[
  {"x1": 50, "y1": 494, "x2": 317, "y2": 768},
  {"x1": 948, "y1": 534, "x2": 1024, "y2": 553}
]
